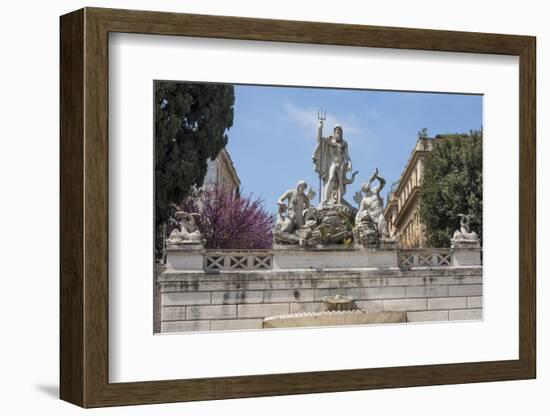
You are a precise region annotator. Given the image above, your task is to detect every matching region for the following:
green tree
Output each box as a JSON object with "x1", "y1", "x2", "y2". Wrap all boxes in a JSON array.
[
  {"x1": 419, "y1": 131, "x2": 482, "y2": 247},
  {"x1": 154, "y1": 82, "x2": 235, "y2": 227}
]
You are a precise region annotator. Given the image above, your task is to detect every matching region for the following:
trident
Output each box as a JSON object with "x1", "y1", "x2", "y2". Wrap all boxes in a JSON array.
[{"x1": 316, "y1": 108, "x2": 326, "y2": 204}]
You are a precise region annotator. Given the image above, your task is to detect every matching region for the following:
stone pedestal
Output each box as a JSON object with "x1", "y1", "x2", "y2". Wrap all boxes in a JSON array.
[
  {"x1": 451, "y1": 239, "x2": 480, "y2": 249},
  {"x1": 452, "y1": 246, "x2": 482, "y2": 267},
  {"x1": 165, "y1": 243, "x2": 204, "y2": 271}
]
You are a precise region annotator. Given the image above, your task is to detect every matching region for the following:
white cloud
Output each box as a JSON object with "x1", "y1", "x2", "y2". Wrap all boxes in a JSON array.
[{"x1": 281, "y1": 99, "x2": 371, "y2": 150}]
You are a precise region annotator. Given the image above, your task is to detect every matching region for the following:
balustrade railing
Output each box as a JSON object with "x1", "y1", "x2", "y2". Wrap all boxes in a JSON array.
[
  {"x1": 397, "y1": 249, "x2": 453, "y2": 267},
  {"x1": 201, "y1": 248, "x2": 455, "y2": 272},
  {"x1": 204, "y1": 251, "x2": 273, "y2": 272}
]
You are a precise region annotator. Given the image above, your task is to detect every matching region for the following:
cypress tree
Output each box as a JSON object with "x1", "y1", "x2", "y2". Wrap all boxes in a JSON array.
[{"x1": 154, "y1": 81, "x2": 235, "y2": 227}]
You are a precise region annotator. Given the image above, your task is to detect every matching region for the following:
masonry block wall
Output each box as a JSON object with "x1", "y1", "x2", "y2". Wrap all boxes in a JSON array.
[{"x1": 157, "y1": 267, "x2": 483, "y2": 333}]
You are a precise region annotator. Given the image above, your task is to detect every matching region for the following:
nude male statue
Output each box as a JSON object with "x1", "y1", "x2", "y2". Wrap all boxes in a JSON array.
[
  {"x1": 276, "y1": 180, "x2": 315, "y2": 233},
  {"x1": 354, "y1": 168, "x2": 390, "y2": 238},
  {"x1": 312, "y1": 120, "x2": 353, "y2": 205}
]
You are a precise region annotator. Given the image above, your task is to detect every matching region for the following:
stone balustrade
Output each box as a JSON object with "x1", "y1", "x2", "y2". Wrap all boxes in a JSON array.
[
  {"x1": 165, "y1": 246, "x2": 481, "y2": 273},
  {"x1": 397, "y1": 249, "x2": 452, "y2": 267},
  {"x1": 204, "y1": 251, "x2": 273, "y2": 272}
]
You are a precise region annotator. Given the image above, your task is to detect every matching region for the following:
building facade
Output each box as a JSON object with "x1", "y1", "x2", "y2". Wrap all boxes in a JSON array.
[
  {"x1": 384, "y1": 137, "x2": 435, "y2": 248},
  {"x1": 203, "y1": 148, "x2": 240, "y2": 192}
]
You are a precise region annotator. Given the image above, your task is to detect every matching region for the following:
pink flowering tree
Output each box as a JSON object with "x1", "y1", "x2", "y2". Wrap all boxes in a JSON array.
[{"x1": 178, "y1": 184, "x2": 273, "y2": 249}]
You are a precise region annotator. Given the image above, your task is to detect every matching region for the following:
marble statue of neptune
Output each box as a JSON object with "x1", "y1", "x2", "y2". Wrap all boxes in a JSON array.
[{"x1": 312, "y1": 120, "x2": 353, "y2": 205}]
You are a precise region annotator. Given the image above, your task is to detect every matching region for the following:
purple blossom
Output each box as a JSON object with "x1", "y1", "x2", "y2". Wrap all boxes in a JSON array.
[{"x1": 179, "y1": 184, "x2": 273, "y2": 249}]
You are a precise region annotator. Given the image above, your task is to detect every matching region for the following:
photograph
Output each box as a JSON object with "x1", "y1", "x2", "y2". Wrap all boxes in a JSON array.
[{"x1": 153, "y1": 81, "x2": 484, "y2": 333}]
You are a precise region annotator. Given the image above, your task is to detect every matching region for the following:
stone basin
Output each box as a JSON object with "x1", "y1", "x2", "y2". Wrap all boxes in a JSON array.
[
  {"x1": 322, "y1": 294, "x2": 355, "y2": 311},
  {"x1": 262, "y1": 310, "x2": 406, "y2": 329}
]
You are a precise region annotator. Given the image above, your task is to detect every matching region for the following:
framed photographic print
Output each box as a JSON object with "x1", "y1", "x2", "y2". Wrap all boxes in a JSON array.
[{"x1": 60, "y1": 7, "x2": 536, "y2": 408}]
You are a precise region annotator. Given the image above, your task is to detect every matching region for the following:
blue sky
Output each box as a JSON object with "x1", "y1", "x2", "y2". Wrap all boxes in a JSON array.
[{"x1": 226, "y1": 84, "x2": 482, "y2": 215}]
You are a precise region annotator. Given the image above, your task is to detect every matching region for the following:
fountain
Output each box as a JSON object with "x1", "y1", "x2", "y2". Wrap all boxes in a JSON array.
[{"x1": 263, "y1": 294, "x2": 406, "y2": 329}]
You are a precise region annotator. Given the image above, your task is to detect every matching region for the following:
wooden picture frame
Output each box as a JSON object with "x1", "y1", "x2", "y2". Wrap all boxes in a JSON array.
[{"x1": 60, "y1": 7, "x2": 536, "y2": 408}]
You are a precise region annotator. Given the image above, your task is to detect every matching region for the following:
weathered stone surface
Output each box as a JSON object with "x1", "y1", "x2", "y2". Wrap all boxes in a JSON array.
[
  {"x1": 428, "y1": 297, "x2": 467, "y2": 310},
  {"x1": 290, "y1": 302, "x2": 324, "y2": 313},
  {"x1": 186, "y1": 305, "x2": 237, "y2": 320},
  {"x1": 238, "y1": 303, "x2": 289, "y2": 319},
  {"x1": 407, "y1": 310, "x2": 449, "y2": 322},
  {"x1": 161, "y1": 320, "x2": 210, "y2": 332},
  {"x1": 159, "y1": 266, "x2": 482, "y2": 283},
  {"x1": 211, "y1": 291, "x2": 264, "y2": 305},
  {"x1": 165, "y1": 250, "x2": 204, "y2": 271},
  {"x1": 272, "y1": 248, "x2": 398, "y2": 270},
  {"x1": 424, "y1": 275, "x2": 482, "y2": 285},
  {"x1": 361, "y1": 286, "x2": 406, "y2": 299},
  {"x1": 448, "y1": 284, "x2": 483, "y2": 297},
  {"x1": 383, "y1": 298, "x2": 427, "y2": 311},
  {"x1": 449, "y1": 308, "x2": 483, "y2": 321},
  {"x1": 381, "y1": 276, "x2": 482, "y2": 287},
  {"x1": 263, "y1": 289, "x2": 314, "y2": 303},
  {"x1": 162, "y1": 292, "x2": 211, "y2": 306},
  {"x1": 159, "y1": 280, "x2": 224, "y2": 293},
  {"x1": 406, "y1": 285, "x2": 448, "y2": 298},
  {"x1": 314, "y1": 288, "x2": 346, "y2": 301},
  {"x1": 313, "y1": 287, "x2": 365, "y2": 301},
  {"x1": 467, "y1": 296, "x2": 483, "y2": 308},
  {"x1": 211, "y1": 319, "x2": 264, "y2": 331},
  {"x1": 158, "y1": 259, "x2": 483, "y2": 332},
  {"x1": 343, "y1": 287, "x2": 362, "y2": 299},
  {"x1": 247, "y1": 279, "x2": 314, "y2": 290},
  {"x1": 314, "y1": 278, "x2": 361, "y2": 289},
  {"x1": 452, "y1": 248, "x2": 482, "y2": 266},
  {"x1": 354, "y1": 300, "x2": 384, "y2": 311},
  {"x1": 161, "y1": 307, "x2": 186, "y2": 321}
]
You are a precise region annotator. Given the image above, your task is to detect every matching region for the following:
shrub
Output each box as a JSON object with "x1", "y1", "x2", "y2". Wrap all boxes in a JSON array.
[{"x1": 179, "y1": 184, "x2": 273, "y2": 249}]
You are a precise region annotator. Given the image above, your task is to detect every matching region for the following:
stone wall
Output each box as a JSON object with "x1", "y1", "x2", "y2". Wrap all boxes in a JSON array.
[
  {"x1": 157, "y1": 266, "x2": 482, "y2": 333},
  {"x1": 153, "y1": 263, "x2": 167, "y2": 333}
]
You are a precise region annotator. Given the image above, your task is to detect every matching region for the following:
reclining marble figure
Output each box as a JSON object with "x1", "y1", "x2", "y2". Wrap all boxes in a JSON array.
[{"x1": 167, "y1": 211, "x2": 203, "y2": 245}]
